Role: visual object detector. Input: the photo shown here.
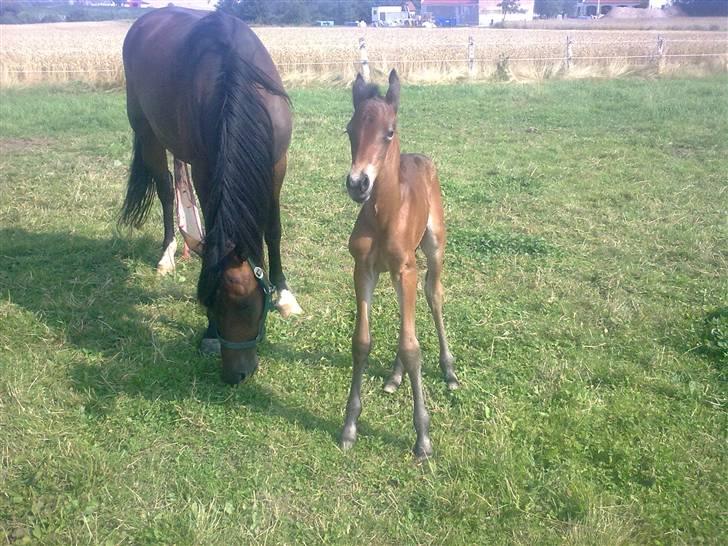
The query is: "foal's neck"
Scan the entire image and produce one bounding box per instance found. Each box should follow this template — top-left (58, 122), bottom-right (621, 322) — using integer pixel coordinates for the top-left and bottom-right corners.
top-left (370, 137), bottom-right (401, 226)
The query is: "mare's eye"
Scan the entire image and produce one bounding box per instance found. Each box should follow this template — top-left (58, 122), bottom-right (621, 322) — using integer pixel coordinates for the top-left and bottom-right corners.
top-left (385, 128), bottom-right (395, 141)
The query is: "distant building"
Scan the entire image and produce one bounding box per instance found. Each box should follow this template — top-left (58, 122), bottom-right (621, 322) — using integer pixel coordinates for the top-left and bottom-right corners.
top-left (421, 0), bottom-right (535, 26)
top-left (372, 3), bottom-right (416, 26)
top-left (574, 0), bottom-right (671, 17)
top-left (144, 0), bottom-right (214, 9)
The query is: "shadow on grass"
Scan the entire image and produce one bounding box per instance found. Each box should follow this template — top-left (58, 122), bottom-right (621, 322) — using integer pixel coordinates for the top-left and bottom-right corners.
top-left (1, 228), bottom-right (405, 449)
top-left (264, 341), bottom-right (399, 381)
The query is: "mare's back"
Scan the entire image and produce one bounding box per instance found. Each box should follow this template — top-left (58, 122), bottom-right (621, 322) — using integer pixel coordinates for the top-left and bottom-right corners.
top-left (123, 8), bottom-right (205, 91)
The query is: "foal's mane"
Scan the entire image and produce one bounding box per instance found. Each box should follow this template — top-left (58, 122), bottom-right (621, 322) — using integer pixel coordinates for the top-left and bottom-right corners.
top-left (180, 12), bottom-right (289, 307)
top-left (359, 83), bottom-right (383, 102)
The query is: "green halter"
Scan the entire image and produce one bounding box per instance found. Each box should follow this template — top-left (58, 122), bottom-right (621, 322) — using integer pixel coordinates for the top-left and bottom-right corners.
top-left (217, 258), bottom-right (275, 351)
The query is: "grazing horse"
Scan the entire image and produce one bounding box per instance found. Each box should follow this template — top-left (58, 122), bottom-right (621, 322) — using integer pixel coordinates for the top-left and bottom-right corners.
top-left (340, 70), bottom-right (459, 459)
top-left (120, 7), bottom-right (302, 384)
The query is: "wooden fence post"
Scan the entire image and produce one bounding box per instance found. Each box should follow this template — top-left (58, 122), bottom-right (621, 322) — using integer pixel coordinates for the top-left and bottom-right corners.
top-left (565, 35), bottom-right (574, 71)
top-left (359, 37), bottom-right (370, 81)
top-left (468, 36), bottom-right (475, 78)
top-left (496, 54), bottom-right (511, 81)
top-left (656, 34), bottom-right (665, 75)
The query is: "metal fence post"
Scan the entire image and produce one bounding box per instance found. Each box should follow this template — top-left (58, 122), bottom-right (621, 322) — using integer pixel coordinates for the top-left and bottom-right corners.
top-left (468, 36), bottom-right (475, 78)
top-left (359, 37), bottom-right (370, 81)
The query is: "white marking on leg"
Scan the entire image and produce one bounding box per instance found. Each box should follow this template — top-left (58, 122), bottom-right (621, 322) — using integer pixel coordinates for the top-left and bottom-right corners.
top-left (276, 289), bottom-right (303, 318)
top-left (156, 240), bottom-right (177, 275)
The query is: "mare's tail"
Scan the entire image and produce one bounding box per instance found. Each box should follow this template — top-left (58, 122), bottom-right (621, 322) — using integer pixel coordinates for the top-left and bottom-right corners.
top-left (119, 132), bottom-right (157, 228)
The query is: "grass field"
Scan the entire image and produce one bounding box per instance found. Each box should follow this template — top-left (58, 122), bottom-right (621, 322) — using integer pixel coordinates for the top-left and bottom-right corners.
top-left (1, 77), bottom-right (727, 544)
top-left (1, 20), bottom-right (726, 87)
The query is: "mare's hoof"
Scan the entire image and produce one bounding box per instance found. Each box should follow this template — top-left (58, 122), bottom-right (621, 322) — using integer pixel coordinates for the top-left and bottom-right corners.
top-left (156, 241), bottom-right (177, 275)
top-left (446, 377), bottom-right (461, 391)
top-left (276, 289), bottom-right (303, 318)
top-left (340, 438), bottom-right (356, 451)
top-left (199, 337), bottom-right (220, 356)
top-left (156, 262), bottom-right (175, 276)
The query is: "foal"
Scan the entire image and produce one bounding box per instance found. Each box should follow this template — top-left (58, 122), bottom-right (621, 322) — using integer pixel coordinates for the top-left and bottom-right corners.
top-left (340, 70), bottom-right (459, 459)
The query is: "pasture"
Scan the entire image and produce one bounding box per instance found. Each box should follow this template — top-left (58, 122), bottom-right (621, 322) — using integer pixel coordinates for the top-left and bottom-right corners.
top-left (1, 21), bottom-right (726, 87)
top-left (1, 77), bottom-right (727, 544)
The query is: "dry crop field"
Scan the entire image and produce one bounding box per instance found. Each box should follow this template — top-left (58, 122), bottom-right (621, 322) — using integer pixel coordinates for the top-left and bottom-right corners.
top-left (1, 19), bottom-right (726, 87)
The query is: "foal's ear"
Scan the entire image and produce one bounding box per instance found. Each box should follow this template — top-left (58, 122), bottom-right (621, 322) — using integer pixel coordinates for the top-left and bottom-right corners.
top-left (385, 69), bottom-right (400, 113)
top-left (352, 73), bottom-right (367, 109)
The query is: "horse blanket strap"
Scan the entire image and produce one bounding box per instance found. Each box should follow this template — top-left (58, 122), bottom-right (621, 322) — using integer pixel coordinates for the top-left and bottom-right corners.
top-left (174, 160), bottom-right (204, 255)
top-left (217, 258), bottom-right (276, 351)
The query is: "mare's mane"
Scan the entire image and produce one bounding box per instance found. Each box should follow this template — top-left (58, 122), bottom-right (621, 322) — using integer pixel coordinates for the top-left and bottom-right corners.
top-left (180, 12), bottom-right (289, 306)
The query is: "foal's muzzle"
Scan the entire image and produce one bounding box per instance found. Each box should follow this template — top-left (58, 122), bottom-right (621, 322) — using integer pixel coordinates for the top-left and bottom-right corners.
top-left (346, 173), bottom-right (372, 204)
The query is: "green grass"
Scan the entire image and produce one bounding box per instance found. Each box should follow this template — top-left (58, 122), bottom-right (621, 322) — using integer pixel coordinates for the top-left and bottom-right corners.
top-left (1, 77), bottom-right (726, 545)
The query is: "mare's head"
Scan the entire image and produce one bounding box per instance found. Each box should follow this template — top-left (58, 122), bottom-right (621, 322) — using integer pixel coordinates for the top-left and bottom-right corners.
top-left (345, 69), bottom-right (401, 204)
top-left (205, 255), bottom-right (272, 385)
top-left (193, 219), bottom-right (272, 382)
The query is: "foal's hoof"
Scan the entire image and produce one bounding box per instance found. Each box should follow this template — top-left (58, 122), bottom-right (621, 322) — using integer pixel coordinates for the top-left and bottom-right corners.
top-left (340, 426), bottom-right (357, 451)
top-left (340, 438), bottom-right (356, 451)
top-left (413, 439), bottom-right (434, 461)
top-left (446, 377), bottom-right (461, 391)
top-left (276, 289), bottom-right (303, 318)
top-left (383, 377), bottom-right (402, 394)
top-left (199, 337), bottom-right (220, 356)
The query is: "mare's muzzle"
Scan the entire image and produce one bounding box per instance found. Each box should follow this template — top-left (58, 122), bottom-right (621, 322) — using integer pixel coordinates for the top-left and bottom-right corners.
top-left (221, 350), bottom-right (258, 385)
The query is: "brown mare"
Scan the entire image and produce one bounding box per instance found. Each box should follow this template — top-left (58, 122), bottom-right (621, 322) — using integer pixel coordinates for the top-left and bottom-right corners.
top-left (340, 70), bottom-right (459, 459)
top-left (120, 8), bottom-right (301, 384)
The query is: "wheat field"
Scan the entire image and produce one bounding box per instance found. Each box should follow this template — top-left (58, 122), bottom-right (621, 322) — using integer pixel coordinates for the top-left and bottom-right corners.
top-left (1, 20), bottom-right (726, 87)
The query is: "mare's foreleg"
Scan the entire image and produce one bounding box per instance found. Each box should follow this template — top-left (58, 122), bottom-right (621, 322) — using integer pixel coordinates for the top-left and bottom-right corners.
top-left (267, 154), bottom-right (302, 318)
top-left (135, 130), bottom-right (175, 275)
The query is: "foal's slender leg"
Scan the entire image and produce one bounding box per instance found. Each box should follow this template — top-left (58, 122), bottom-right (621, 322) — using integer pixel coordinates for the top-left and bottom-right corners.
top-left (341, 263), bottom-right (378, 450)
top-left (393, 261), bottom-right (433, 459)
top-left (268, 154), bottom-right (302, 318)
top-left (421, 225), bottom-right (459, 390)
top-left (383, 356), bottom-right (404, 394)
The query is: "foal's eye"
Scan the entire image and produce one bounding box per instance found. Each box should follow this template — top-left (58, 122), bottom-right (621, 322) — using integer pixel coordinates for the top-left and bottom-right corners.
top-left (385, 128), bottom-right (395, 141)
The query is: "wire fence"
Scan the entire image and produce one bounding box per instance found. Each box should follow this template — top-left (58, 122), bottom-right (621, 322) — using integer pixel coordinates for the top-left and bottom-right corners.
top-left (2, 35), bottom-right (726, 81)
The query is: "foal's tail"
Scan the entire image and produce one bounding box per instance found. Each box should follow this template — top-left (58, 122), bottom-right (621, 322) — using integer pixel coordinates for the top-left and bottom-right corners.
top-left (119, 132), bottom-right (156, 228)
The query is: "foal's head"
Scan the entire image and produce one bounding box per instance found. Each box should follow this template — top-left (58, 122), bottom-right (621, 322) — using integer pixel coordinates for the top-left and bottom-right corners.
top-left (345, 69), bottom-right (401, 203)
